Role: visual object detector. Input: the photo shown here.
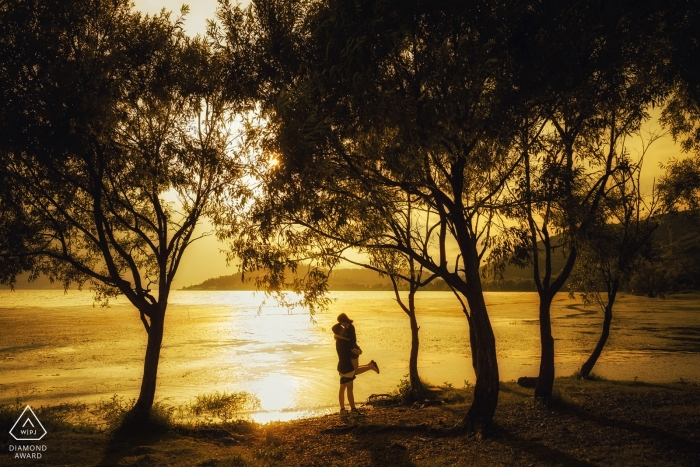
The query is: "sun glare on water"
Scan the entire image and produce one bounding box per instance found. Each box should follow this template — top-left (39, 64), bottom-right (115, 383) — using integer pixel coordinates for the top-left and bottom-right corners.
top-left (3, 291), bottom-right (700, 426)
top-left (247, 373), bottom-right (303, 423)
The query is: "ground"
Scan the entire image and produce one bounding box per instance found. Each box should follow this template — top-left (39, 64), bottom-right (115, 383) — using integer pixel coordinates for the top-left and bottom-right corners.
top-left (1, 377), bottom-right (699, 466)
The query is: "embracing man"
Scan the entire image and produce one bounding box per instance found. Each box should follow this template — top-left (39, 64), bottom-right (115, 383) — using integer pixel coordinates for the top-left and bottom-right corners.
top-left (333, 313), bottom-right (379, 416)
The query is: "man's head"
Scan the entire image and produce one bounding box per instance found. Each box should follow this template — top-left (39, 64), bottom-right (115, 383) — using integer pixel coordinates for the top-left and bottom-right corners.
top-left (332, 322), bottom-right (346, 336)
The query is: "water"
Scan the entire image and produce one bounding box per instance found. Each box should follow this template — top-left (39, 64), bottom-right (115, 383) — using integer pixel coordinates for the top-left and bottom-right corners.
top-left (1, 290), bottom-right (699, 422)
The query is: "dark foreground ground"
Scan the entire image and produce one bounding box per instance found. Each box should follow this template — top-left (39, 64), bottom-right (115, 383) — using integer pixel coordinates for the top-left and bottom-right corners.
top-left (1, 377), bottom-right (699, 466)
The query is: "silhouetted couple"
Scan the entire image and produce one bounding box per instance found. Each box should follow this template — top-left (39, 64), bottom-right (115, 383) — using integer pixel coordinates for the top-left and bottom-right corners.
top-left (333, 313), bottom-right (379, 416)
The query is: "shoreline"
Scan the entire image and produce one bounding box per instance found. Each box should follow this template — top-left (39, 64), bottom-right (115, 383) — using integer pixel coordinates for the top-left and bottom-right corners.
top-left (3, 289), bottom-right (700, 420)
top-left (2, 376), bottom-right (699, 466)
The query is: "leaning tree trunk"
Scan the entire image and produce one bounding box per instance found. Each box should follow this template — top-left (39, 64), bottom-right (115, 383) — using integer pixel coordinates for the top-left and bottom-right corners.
top-left (580, 286), bottom-right (618, 379)
top-left (453, 287), bottom-right (479, 372)
top-left (535, 293), bottom-right (555, 400)
top-left (466, 312), bottom-right (478, 372)
top-left (534, 248), bottom-right (577, 400)
top-left (132, 309), bottom-right (165, 417)
top-left (407, 290), bottom-right (421, 393)
top-left (461, 261), bottom-right (499, 432)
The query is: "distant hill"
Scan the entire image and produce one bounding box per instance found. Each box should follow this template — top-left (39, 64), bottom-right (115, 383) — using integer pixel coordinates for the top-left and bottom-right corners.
top-left (626, 212), bottom-right (700, 296)
top-left (481, 212), bottom-right (700, 294)
top-left (180, 268), bottom-right (388, 291)
top-left (183, 268), bottom-right (414, 291)
top-left (2, 274), bottom-right (64, 290)
top-left (184, 213), bottom-right (699, 293)
top-left (182, 267), bottom-right (454, 291)
top-left (8, 213), bottom-right (695, 294)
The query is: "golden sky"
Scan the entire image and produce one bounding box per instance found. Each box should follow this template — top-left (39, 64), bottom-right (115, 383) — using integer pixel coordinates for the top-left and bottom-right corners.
top-left (170, 115), bottom-right (687, 290)
top-left (132, 0), bottom-right (244, 37)
top-left (127, 2), bottom-right (246, 288)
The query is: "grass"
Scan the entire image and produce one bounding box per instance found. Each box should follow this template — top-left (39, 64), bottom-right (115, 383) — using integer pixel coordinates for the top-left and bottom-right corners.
top-left (396, 375), bottom-right (434, 405)
top-left (186, 391), bottom-right (261, 421)
top-left (0, 398), bottom-right (97, 434)
top-left (254, 429), bottom-right (287, 462)
top-left (572, 369), bottom-right (609, 381)
top-left (197, 455), bottom-right (249, 467)
top-left (371, 375), bottom-right (471, 407)
top-left (0, 391), bottom-right (264, 466)
top-left (0, 390), bottom-right (260, 436)
top-left (2, 378), bottom-right (700, 466)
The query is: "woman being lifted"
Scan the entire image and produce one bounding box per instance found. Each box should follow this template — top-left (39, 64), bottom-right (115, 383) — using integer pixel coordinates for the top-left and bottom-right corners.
top-left (333, 313), bottom-right (379, 417)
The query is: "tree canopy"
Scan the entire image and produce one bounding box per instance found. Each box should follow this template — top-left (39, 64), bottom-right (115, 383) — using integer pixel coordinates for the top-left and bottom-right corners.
top-left (0, 0), bottom-right (251, 418)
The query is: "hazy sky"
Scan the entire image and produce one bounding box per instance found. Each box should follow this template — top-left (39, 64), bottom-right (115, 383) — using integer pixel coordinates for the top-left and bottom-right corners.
top-left (132, 0), bottom-right (243, 37)
top-left (128, 1), bottom-right (246, 289)
top-left (131, 0), bottom-right (689, 290)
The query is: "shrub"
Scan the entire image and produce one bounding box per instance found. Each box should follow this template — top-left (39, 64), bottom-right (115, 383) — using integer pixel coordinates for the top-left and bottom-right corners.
top-left (396, 375), bottom-right (435, 405)
top-left (186, 391), bottom-right (260, 421)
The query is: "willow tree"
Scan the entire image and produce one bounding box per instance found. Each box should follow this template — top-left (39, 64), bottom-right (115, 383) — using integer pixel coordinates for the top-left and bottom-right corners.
top-left (0, 0), bottom-right (249, 418)
top-left (658, 0), bottom-right (700, 213)
top-left (502, 0), bottom-right (671, 399)
top-left (568, 131), bottom-right (662, 379)
top-left (215, 0), bottom-right (529, 431)
top-left (335, 194), bottom-right (441, 399)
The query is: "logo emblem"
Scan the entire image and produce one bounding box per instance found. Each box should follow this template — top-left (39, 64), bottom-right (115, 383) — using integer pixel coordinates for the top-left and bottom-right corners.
top-left (9, 406), bottom-right (47, 441)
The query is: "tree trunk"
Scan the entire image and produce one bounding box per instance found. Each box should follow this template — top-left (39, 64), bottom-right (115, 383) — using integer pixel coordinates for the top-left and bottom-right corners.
top-left (580, 288), bottom-right (617, 379)
top-left (535, 293), bottom-right (555, 400)
top-left (456, 289), bottom-right (478, 372)
top-left (408, 308), bottom-right (421, 393)
top-left (467, 313), bottom-right (478, 372)
top-left (460, 260), bottom-right (499, 432)
top-left (132, 310), bottom-right (165, 417)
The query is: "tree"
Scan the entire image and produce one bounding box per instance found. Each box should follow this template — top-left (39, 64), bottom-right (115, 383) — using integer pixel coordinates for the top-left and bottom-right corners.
top-left (657, 1), bottom-right (700, 214)
top-left (569, 131), bottom-right (661, 379)
top-left (0, 0), bottom-right (248, 418)
top-left (217, 0), bottom-right (529, 431)
top-left (504, 0), bottom-right (669, 400)
top-left (373, 250), bottom-right (432, 399)
top-left (340, 194), bottom-right (439, 399)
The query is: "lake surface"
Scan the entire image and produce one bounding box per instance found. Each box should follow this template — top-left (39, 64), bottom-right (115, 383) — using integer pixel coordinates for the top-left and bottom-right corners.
top-left (1, 290), bottom-right (699, 422)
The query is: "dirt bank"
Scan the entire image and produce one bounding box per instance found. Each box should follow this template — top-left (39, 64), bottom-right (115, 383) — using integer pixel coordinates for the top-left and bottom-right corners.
top-left (1, 377), bottom-right (699, 466)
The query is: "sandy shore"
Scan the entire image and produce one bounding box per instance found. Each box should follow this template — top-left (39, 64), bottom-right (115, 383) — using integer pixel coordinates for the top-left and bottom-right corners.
top-left (4, 290), bottom-right (700, 424)
top-left (2, 377), bottom-right (699, 466)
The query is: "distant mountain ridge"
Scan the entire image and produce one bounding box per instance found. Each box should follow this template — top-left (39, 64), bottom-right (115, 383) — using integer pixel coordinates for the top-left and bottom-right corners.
top-left (181, 268), bottom-right (452, 291)
top-left (483, 212), bottom-right (700, 295)
top-left (7, 214), bottom-right (697, 294)
top-left (183, 213), bottom-right (700, 294)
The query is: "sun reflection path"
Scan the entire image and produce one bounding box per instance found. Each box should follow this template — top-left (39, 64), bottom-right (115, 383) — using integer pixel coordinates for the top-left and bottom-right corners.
top-left (6, 290), bottom-right (700, 423)
top-left (246, 373), bottom-right (325, 423)
top-left (252, 373), bottom-right (296, 411)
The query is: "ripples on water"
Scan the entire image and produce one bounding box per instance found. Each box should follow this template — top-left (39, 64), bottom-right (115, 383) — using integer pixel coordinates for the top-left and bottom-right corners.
top-left (1, 290), bottom-right (699, 422)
